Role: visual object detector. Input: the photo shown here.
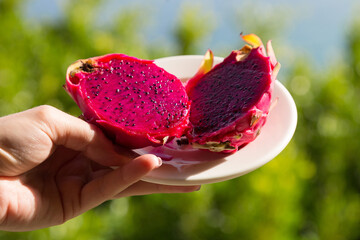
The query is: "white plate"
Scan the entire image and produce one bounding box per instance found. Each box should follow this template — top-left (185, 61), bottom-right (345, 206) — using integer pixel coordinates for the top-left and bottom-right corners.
top-left (134, 55), bottom-right (297, 186)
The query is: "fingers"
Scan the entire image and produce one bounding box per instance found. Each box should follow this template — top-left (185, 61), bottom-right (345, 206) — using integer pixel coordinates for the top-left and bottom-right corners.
top-left (112, 181), bottom-right (201, 198)
top-left (80, 154), bottom-right (161, 212)
top-left (34, 105), bottom-right (133, 166)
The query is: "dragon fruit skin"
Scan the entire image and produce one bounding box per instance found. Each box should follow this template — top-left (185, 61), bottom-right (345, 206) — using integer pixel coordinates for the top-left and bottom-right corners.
top-left (65, 53), bottom-right (190, 149)
top-left (186, 34), bottom-right (280, 153)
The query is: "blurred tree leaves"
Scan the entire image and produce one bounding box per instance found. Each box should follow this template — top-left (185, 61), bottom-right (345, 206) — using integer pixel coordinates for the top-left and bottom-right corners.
top-left (0, 0), bottom-right (359, 240)
top-left (173, 3), bottom-right (215, 55)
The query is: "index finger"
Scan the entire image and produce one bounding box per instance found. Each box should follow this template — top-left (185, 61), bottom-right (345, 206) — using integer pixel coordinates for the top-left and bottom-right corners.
top-left (37, 105), bottom-right (133, 166)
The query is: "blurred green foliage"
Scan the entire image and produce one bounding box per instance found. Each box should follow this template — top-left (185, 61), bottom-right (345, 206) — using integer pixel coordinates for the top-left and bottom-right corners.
top-left (0, 0), bottom-right (359, 239)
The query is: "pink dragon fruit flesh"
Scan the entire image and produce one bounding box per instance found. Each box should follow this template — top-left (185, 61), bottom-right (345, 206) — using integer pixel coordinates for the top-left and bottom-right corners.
top-left (65, 53), bottom-right (191, 149)
top-left (185, 33), bottom-right (281, 153)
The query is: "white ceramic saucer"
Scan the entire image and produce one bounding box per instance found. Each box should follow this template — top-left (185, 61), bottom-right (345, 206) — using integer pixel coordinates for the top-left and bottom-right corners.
top-left (134, 55), bottom-right (297, 186)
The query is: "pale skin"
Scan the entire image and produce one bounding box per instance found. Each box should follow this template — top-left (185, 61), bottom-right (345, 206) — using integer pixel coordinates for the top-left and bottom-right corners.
top-left (0, 105), bottom-right (200, 231)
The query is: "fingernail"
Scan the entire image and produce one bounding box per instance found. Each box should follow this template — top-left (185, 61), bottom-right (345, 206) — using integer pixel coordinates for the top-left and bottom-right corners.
top-left (156, 157), bottom-right (163, 167)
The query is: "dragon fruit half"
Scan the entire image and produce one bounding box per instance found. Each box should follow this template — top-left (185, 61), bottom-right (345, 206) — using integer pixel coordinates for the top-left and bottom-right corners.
top-left (185, 33), bottom-right (280, 153)
top-left (65, 33), bottom-right (279, 153)
top-left (65, 54), bottom-right (190, 149)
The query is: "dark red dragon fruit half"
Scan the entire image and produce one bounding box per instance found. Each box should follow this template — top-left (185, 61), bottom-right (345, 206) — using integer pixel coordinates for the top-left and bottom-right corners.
top-left (65, 54), bottom-right (190, 149)
top-left (185, 33), bottom-right (280, 153)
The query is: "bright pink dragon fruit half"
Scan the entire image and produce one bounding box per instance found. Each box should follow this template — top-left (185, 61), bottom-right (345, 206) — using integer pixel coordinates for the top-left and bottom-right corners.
top-left (65, 53), bottom-right (190, 149)
top-left (185, 34), bottom-right (281, 153)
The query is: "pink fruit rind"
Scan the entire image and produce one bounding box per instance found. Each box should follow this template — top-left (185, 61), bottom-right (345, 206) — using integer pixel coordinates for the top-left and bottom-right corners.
top-left (185, 49), bottom-right (214, 93)
top-left (65, 53), bottom-right (190, 149)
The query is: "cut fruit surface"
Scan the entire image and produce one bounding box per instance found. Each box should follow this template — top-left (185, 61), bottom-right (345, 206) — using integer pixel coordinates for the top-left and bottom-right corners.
top-left (65, 54), bottom-right (190, 149)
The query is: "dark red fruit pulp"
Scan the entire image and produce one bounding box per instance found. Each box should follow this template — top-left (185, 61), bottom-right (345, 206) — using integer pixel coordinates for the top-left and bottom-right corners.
top-left (187, 49), bottom-right (271, 135)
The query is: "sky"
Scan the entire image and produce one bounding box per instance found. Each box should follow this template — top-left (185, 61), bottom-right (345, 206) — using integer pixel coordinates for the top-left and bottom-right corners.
top-left (24, 0), bottom-right (359, 68)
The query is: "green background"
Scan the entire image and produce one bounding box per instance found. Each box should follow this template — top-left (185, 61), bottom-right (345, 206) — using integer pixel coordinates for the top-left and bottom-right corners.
top-left (0, 0), bottom-right (359, 239)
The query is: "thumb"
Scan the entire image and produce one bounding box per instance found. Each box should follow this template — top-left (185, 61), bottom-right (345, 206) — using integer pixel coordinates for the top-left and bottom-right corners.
top-left (79, 154), bottom-right (162, 212)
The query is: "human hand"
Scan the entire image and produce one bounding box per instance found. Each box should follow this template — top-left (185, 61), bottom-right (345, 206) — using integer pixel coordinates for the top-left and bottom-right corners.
top-left (0, 105), bottom-right (200, 231)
